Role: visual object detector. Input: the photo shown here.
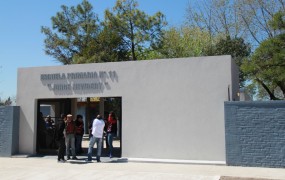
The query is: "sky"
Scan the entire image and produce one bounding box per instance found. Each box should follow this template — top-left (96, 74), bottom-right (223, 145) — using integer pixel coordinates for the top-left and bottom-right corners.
top-left (0, 0), bottom-right (190, 101)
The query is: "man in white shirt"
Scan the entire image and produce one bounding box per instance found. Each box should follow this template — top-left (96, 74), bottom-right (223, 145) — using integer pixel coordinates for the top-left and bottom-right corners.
top-left (87, 115), bottom-right (105, 162)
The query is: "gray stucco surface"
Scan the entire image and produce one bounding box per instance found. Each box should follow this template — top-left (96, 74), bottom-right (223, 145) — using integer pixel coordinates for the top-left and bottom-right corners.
top-left (17, 56), bottom-right (238, 162)
top-left (225, 101), bottom-right (285, 168)
top-left (0, 106), bottom-right (19, 156)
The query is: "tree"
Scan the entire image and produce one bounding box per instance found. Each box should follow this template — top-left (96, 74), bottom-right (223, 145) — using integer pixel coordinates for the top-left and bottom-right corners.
top-left (104, 0), bottom-right (167, 60)
top-left (4, 97), bottom-right (12, 106)
top-left (75, 25), bottom-right (129, 63)
top-left (41, 0), bottom-right (100, 64)
top-left (241, 11), bottom-right (285, 100)
top-left (186, 0), bottom-right (285, 99)
top-left (41, 0), bottom-right (114, 64)
top-left (269, 10), bottom-right (285, 32)
top-left (236, 0), bottom-right (285, 46)
top-left (146, 26), bottom-right (213, 59)
top-left (185, 0), bottom-right (285, 47)
top-left (204, 36), bottom-right (251, 87)
top-left (0, 97), bottom-right (13, 106)
top-left (186, 0), bottom-right (243, 41)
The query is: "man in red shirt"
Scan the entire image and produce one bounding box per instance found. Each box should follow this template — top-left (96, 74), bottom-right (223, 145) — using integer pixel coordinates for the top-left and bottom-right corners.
top-left (65, 114), bottom-right (78, 160)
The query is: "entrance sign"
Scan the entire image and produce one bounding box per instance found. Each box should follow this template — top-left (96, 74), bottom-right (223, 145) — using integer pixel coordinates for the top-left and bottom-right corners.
top-left (40, 71), bottom-right (118, 93)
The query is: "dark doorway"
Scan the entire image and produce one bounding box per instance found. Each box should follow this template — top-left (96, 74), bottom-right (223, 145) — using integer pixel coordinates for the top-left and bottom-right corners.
top-left (36, 98), bottom-right (71, 154)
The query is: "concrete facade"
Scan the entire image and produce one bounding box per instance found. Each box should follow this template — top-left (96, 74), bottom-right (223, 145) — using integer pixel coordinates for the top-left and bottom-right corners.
top-left (0, 106), bottom-right (20, 156)
top-left (225, 101), bottom-right (285, 168)
top-left (17, 56), bottom-right (238, 162)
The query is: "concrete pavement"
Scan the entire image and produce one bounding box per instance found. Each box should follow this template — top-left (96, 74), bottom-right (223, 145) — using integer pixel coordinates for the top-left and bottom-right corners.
top-left (0, 156), bottom-right (285, 180)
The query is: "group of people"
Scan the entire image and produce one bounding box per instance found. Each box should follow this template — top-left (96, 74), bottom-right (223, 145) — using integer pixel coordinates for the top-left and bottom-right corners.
top-left (87, 111), bottom-right (117, 162)
top-left (55, 111), bottom-right (117, 163)
top-left (55, 114), bottom-right (84, 162)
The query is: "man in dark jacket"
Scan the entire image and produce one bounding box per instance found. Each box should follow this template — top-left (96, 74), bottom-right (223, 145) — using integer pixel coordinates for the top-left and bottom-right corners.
top-left (75, 114), bottom-right (84, 155)
top-left (55, 114), bottom-right (66, 163)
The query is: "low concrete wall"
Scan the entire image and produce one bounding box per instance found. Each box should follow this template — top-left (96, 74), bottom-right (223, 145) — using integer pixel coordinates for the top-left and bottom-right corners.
top-left (0, 106), bottom-right (20, 156)
top-left (225, 101), bottom-right (285, 168)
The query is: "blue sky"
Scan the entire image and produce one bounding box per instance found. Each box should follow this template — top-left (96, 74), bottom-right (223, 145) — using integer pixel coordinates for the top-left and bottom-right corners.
top-left (0, 0), bottom-right (190, 100)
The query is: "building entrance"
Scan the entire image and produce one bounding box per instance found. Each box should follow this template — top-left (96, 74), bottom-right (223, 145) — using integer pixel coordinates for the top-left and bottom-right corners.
top-left (36, 98), bottom-right (71, 154)
top-left (36, 97), bottom-right (122, 158)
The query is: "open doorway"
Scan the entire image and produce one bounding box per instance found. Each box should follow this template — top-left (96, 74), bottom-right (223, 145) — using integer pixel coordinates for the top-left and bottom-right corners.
top-left (36, 97), bottom-right (122, 158)
top-left (102, 97), bottom-right (122, 158)
top-left (36, 99), bottom-right (71, 154)
top-left (79, 97), bottom-right (122, 158)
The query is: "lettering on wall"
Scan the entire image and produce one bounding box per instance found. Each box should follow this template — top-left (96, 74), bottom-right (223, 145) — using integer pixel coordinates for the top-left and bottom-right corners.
top-left (40, 71), bottom-right (118, 94)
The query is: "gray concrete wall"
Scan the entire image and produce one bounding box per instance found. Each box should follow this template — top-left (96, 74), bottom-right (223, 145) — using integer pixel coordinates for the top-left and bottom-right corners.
top-left (225, 101), bottom-right (285, 168)
top-left (17, 56), bottom-right (237, 162)
top-left (0, 106), bottom-right (20, 156)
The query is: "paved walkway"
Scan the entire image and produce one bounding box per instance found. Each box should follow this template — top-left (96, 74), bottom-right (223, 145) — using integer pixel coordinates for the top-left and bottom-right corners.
top-left (0, 156), bottom-right (285, 180)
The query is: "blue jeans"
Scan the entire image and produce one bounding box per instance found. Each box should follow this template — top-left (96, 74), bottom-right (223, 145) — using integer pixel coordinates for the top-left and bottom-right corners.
top-left (87, 136), bottom-right (102, 161)
top-left (75, 135), bottom-right (83, 154)
top-left (107, 133), bottom-right (115, 156)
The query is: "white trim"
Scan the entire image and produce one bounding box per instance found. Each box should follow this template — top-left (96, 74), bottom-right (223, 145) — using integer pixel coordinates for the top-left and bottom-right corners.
top-left (126, 157), bottom-right (226, 165)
